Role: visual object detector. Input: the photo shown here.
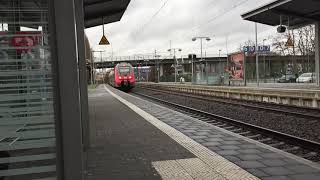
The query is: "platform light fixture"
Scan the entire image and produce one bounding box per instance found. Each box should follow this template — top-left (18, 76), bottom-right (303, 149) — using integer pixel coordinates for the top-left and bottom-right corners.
top-left (168, 48), bottom-right (182, 83)
top-left (192, 36), bottom-right (211, 85)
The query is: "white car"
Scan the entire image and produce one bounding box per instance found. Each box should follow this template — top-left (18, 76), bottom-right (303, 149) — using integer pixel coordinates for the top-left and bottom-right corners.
top-left (296, 73), bottom-right (316, 83)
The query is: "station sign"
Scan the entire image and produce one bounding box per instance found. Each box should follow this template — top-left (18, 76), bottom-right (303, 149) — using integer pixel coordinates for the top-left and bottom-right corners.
top-left (243, 45), bottom-right (270, 53)
top-left (137, 68), bottom-right (151, 73)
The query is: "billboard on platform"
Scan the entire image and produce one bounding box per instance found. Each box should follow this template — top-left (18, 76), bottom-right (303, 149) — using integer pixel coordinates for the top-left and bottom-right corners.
top-left (228, 52), bottom-right (244, 80)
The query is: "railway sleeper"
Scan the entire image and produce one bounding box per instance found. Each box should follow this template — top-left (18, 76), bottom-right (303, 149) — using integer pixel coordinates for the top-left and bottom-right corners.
top-left (190, 115), bottom-right (202, 118)
top-left (205, 120), bottom-right (217, 123)
top-left (238, 131), bottom-right (251, 135)
top-left (302, 152), bottom-right (318, 158)
top-left (269, 142), bottom-right (285, 147)
top-left (211, 122), bottom-right (223, 126)
top-left (246, 134), bottom-right (261, 139)
top-left (230, 128), bottom-right (243, 132)
top-left (258, 138), bottom-right (273, 143)
top-left (199, 117), bottom-right (211, 121)
top-left (216, 123), bottom-right (228, 127)
top-left (224, 126), bottom-right (235, 130)
top-left (283, 146), bottom-right (300, 152)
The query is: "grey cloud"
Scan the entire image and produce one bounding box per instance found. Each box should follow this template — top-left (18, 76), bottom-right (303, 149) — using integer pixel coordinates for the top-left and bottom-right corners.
top-left (86, 0), bottom-right (276, 57)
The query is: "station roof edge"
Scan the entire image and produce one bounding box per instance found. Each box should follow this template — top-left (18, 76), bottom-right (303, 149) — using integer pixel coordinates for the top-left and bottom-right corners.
top-left (84, 0), bottom-right (131, 28)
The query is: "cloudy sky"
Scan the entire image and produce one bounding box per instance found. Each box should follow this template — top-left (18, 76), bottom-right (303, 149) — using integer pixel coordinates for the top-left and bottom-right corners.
top-left (85, 0), bottom-right (277, 59)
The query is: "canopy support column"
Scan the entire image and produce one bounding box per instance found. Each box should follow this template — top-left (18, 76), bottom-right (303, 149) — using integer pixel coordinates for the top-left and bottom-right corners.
top-left (315, 22), bottom-right (320, 86)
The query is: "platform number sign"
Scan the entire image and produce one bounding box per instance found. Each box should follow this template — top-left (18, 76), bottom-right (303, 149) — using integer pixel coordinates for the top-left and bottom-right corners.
top-left (243, 46), bottom-right (270, 53)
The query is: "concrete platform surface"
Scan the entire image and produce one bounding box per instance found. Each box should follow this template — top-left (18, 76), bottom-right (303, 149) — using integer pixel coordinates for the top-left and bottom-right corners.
top-left (86, 85), bottom-right (259, 180)
top-left (108, 85), bottom-right (320, 180)
top-left (86, 85), bottom-right (320, 180)
top-left (87, 87), bottom-right (194, 180)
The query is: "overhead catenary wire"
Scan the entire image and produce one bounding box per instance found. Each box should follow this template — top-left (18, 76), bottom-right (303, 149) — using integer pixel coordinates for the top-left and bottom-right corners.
top-left (123, 0), bottom-right (274, 57)
top-left (133, 0), bottom-right (170, 38)
top-left (177, 0), bottom-right (251, 41)
top-left (160, 0), bottom-right (252, 55)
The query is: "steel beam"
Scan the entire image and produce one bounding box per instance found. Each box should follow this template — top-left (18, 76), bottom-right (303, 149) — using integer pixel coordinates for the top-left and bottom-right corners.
top-left (315, 22), bottom-right (320, 86)
top-left (52, 0), bottom-right (84, 179)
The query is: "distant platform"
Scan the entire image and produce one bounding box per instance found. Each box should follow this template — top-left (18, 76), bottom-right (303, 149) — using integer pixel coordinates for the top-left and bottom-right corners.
top-left (151, 82), bottom-right (320, 91)
top-left (138, 82), bottom-right (320, 109)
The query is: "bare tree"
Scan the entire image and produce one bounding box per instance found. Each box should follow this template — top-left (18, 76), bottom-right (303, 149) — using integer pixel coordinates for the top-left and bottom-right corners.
top-left (272, 32), bottom-right (293, 55)
top-left (296, 25), bottom-right (315, 55)
top-left (239, 39), bottom-right (255, 52)
top-left (272, 25), bottom-right (315, 55)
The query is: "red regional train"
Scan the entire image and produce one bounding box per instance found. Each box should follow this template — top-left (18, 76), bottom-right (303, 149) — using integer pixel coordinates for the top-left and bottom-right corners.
top-left (108, 62), bottom-right (135, 90)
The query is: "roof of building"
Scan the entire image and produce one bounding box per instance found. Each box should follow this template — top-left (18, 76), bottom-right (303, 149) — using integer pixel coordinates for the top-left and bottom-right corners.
top-left (84, 0), bottom-right (131, 28)
top-left (241, 0), bottom-right (320, 28)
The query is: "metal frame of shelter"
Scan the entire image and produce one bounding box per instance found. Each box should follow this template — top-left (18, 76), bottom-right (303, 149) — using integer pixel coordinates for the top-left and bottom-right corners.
top-left (0, 0), bottom-right (130, 179)
top-left (52, 0), bottom-right (130, 179)
top-left (241, 0), bottom-right (320, 86)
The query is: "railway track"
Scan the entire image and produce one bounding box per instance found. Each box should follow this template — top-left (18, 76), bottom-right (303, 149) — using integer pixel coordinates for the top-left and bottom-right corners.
top-left (138, 86), bottom-right (320, 120)
top-left (132, 91), bottom-right (320, 163)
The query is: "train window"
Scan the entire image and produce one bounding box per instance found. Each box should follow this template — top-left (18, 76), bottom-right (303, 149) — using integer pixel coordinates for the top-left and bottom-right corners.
top-left (119, 67), bottom-right (131, 74)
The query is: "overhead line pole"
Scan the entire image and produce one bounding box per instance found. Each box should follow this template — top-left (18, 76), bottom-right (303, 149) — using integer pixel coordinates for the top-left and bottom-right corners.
top-left (255, 23), bottom-right (259, 87)
top-left (192, 36), bottom-right (211, 85)
top-left (315, 22), bottom-right (320, 87)
top-left (92, 50), bottom-right (105, 84)
top-left (168, 48), bottom-right (182, 83)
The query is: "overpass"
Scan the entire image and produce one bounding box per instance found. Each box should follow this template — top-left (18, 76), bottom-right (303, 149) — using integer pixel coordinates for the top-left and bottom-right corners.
top-left (92, 56), bottom-right (228, 69)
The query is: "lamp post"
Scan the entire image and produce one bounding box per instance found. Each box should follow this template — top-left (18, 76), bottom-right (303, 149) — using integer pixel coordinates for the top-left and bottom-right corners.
top-left (219, 49), bottom-right (222, 75)
top-left (144, 59), bottom-right (149, 82)
top-left (90, 49), bottom-right (94, 85)
top-left (86, 60), bottom-right (93, 85)
top-left (263, 39), bottom-right (267, 83)
top-left (255, 23), bottom-right (259, 87)
top-left (168, 48), bottom-right (182, 83)
top-left (91, 50), bottom-right (106, 84)
top-left (154, 50), bottom-right (161, 83)
top-left (192, 36), bottom-right (211, 85)
top-left (191, 54), bottom-right (194, 84)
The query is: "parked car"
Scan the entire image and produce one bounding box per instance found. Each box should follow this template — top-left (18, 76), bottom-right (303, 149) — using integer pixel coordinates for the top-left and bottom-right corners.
top-left (277, 74), bottom-right (296, 83)
top-left (296, 73), bottom-right (316, 83)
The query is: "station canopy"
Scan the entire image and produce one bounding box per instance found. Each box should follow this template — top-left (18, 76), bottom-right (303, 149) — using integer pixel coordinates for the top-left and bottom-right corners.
top-left (84, 0), bottom-right (131, 28)
top-left (241, 0), bottom-right (320, 28)
top-left (0, 0), bottom-right (130, 29)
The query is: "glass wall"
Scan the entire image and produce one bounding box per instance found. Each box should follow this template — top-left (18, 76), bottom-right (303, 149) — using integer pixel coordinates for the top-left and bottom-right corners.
top-left (0, 0), bottom-right (57, 179)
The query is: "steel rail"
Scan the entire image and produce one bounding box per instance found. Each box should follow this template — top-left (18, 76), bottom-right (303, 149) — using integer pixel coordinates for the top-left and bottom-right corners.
top-left (133, 92), bottom-right (320, 153)
top-left (139, 87), bottom-right (320, 120)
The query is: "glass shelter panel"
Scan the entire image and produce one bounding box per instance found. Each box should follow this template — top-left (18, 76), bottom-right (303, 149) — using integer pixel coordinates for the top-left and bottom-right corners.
top-left (0, 0), bottom-right (57, 179)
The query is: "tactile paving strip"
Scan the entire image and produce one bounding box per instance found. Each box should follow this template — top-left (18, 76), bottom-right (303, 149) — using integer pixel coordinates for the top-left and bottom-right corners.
top-left (105, 86), bottom-right (259, 180)
top-left (152, 158), bottom-right (226, 180)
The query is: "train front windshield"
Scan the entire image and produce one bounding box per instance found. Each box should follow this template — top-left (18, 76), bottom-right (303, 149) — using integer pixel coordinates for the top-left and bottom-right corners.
top-left (118, 66), bottom-right (131, 76)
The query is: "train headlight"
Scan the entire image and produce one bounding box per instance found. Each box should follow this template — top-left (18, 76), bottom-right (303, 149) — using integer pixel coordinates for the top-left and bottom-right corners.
top-left (129, 76), bottom-right (132, 79)
top-left (119, 76), bottom-right (122, 79)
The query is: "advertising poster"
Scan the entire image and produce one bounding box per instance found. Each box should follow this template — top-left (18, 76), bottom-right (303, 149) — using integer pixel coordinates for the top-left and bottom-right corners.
top-left (228, 52), bottom-right (244, 80)
top-left (11, 31), bottom-right (41, 54)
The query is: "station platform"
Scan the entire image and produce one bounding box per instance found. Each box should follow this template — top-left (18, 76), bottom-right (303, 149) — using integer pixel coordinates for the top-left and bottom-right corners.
top-left (153, 82), bottom-right (320, 90)
top-left (86, 85), bottom-right (320, 180)
top-left (137, 82), bottom-right (320, 109)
